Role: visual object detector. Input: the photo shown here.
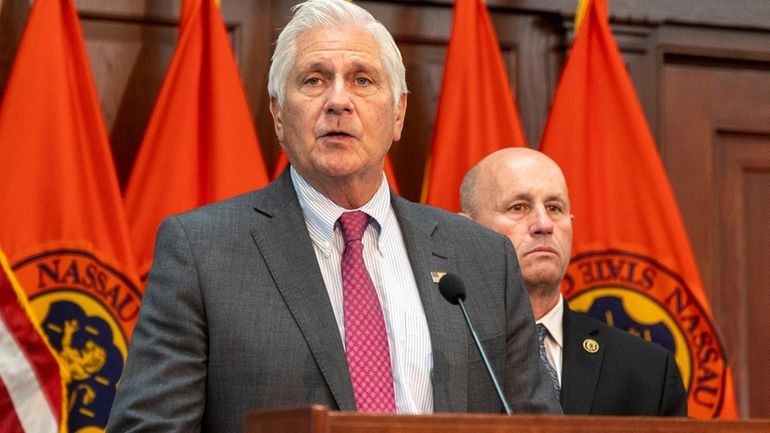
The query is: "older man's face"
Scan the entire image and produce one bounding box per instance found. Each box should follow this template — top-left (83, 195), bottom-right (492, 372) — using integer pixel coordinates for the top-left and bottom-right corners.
top-left (270, 25), bottom-right (405, 186)
top-left (472, 155), bottom-right (573, 292)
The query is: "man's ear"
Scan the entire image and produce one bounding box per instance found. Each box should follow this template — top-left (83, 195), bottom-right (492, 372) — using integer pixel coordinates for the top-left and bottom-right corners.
top-left (392, 94), bottom-right (407, 142)
top-left (269, 97), bottom-right (284, 142)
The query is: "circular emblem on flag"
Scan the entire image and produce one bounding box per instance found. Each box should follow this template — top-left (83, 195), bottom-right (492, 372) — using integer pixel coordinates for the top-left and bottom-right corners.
top-left (562, 249), bottom-right (729, 418)
top-left (13, 249), bottom-right (141, 433)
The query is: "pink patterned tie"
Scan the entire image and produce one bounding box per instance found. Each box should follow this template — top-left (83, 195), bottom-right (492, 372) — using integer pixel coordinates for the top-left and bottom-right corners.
top-left (338, 211), bottom-right (397, 413)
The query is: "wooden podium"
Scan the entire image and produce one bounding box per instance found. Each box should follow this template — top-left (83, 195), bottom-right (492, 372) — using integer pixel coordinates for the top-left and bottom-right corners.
top-left (244, 406), bottom-right (770, 433)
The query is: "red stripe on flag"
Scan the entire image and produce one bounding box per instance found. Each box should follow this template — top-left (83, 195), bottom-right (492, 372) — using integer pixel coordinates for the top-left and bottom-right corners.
top-left (0, 272), bottom-right (62, 422)
top-left (0, 378), bottom-right (25, 433)
top-left (0, 254), bottom-right (62, 432)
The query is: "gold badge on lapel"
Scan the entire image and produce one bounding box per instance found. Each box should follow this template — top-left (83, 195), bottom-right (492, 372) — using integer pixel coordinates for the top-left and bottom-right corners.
top-left (583, 338), bottom-right (599, 353)
top-left (430, 271), bottom-right (446, 283)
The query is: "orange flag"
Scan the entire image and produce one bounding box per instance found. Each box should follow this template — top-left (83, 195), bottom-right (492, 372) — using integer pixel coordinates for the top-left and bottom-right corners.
top-left (539, 0), bottom-right (737, 418)
top-left (422, 0), bottom-right (527, 212)
top-left (0, 0), bottom-right (141, 431)
top-left (124, 0), bottom-right (269, 279)
top-left (0, 247), bottom-right (66, 433)
top-left (271, 151), bottom-right (401, 194)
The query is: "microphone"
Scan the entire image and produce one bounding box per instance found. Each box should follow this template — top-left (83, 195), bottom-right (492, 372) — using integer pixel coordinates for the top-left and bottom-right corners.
top-left (438, 273), bottom-right (512, 415)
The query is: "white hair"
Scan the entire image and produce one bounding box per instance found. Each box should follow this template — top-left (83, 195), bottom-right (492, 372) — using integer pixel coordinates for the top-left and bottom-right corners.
top-left (267, 0), bottom-right (408, 109)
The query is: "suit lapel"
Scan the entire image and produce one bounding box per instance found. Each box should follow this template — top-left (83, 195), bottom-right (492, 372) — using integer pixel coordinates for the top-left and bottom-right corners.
top-left (249, 172), bottom-right (356, 410)
top-left (560, 304), bottom-right (604, 414)
top-left (392, 197), bottom-right (467, 412)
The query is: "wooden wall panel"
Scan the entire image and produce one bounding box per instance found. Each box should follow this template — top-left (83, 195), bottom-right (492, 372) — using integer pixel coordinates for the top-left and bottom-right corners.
top-left (0, 0), bottom-right (30, 93)
top-left (81, 13), bottom-right (177, 184)
top-left (720, 135), bottom-right (770, 418)
top-left (663, 64), bottom-right (770, 418)
top-left (744, 168), bottom-right (770, 417)
top-left (717, 133), bottom-right (770, 418)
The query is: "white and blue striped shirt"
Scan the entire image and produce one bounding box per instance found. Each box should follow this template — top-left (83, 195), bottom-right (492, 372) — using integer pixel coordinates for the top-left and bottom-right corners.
top-left (290, 167), bottom-right (434, 414)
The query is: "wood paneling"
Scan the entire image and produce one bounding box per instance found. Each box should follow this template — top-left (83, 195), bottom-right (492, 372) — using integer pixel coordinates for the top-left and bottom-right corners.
top-left (744, 168), bottom-right (770, 417)
top-left (81, 13), bottom-right (178, 184)
top-left (0, 0), bottom-right (30, 95)
top-left (663, 64), bottom-right (770, 418)
top-left (717, 136), bottom-right (770, 418)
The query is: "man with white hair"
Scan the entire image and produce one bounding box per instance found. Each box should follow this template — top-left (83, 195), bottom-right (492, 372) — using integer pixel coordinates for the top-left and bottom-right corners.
top-left (107, 2), bottom-right (560, 432)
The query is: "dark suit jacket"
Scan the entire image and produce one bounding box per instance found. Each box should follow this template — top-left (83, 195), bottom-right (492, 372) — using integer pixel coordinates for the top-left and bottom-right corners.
top-left (560, 304), bottom-right (687, 415)
top-left (106, 171), bottom-right (561, 433)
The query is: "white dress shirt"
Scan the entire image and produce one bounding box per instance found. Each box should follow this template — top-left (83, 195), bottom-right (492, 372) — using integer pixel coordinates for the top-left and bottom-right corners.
top-left (536, 294), bottom-right (564, 385)
top-left (290, 167), bottom-right (434, 414)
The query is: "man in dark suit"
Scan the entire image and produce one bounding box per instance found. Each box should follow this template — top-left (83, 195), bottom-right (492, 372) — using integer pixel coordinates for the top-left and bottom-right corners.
top-left (106, 1), bottom-right (560, 432)
top-left (460, 147), bottom-right (687, 416)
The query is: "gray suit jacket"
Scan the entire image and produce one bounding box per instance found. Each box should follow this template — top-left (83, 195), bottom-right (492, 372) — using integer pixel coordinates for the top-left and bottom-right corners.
top-left (106, 171), bottom-right (561, 433)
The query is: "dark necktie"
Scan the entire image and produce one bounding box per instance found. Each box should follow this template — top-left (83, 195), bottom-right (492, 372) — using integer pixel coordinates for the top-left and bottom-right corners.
top-left (338, 211), bottom-right (396, 412)
top-left (537, 323), bottom-right (561, 398)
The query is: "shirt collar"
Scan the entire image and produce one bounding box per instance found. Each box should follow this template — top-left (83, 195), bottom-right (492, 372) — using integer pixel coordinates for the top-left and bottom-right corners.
top-left (290, 166), bottom-right (392, 252)
top-left (536, 294), bottom-right (564, 349)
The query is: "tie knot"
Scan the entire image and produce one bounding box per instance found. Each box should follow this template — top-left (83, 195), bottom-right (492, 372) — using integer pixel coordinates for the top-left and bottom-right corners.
top-left (537, 323), bottom-right (549, 344)
top-left (339, 211), bottom-right (370, 243)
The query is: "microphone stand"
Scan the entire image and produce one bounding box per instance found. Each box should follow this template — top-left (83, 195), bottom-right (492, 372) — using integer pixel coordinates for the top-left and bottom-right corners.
top-left (457, 297), bottom-right (512, 415)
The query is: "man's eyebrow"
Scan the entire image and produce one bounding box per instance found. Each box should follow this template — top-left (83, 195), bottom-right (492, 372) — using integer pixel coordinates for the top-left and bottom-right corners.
top-left (296, 60), bottom-right (329, 73)
top-left (294, 61), bottom-right (381, 76)
top-left (510, 192), bottom-right (534, 201)
top-left (545, 193), bottom-right (568, 202)
top-left (348, 59), bottom-right (380, 71)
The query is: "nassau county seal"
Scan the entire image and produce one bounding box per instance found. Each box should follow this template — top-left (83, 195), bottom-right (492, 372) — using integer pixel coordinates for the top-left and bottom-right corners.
top-left (13, 249), bottom-right (140, 433)
top-left (562, 249), bottom-right (729, 418)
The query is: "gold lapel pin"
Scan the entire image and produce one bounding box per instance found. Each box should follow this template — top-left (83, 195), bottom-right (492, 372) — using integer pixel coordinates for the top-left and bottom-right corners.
top-left (430, 271), bottom-right (446, 283)
top-left (583, 338), bottom-right (599, 353)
